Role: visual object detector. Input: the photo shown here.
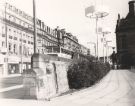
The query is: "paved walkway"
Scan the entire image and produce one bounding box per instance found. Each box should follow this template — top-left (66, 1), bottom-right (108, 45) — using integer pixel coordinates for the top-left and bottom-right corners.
top-left (0, 69), bottom-right (135, 106)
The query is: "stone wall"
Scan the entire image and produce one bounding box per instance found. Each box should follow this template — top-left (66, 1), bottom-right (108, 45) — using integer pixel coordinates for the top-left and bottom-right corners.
top-left (29, 54), bottom-right (71, 100)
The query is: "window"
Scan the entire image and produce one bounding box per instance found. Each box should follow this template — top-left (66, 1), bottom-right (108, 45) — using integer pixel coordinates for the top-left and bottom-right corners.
top-left (16, 9), bottom-right (19, 14)
top-left (23, 46), bottom-right (28, 56)
top-left (14, 37), bottom-right (17, 40)
top-left (23, 46), bottom-right (25, 55)
top-left (9, 35), bottom-right (12, 39)
top-left (23, 40), bottom-right (26, 43)
top-left (2, 34), bottom-right (5, 37)
top-left (19, 10), bottom-right (23, 15)
top-left (28, 41), bottom-right (31, 44)
top-left (2, 41), bottom-right (5, 47)
top-left (9, 43), bottom-right (12, 52)
top-left (19, 45), bottom-right (22, 55)
top-left (14, 31), bottom-right (16, 35)
top-left (13, 44), bottom-right (17, 54)
top-left (9, 5), bottom-right (12, 10)
top-left (31, 42), bottom-right (33, 45)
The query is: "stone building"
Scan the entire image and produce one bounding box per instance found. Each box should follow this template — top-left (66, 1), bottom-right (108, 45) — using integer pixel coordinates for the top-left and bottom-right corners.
top-left (116, 0), bottom-right (135, 68)
top-left (0, 2), bottom-right (62, 76)
top-left (0, 2), bottom-right (89, 76)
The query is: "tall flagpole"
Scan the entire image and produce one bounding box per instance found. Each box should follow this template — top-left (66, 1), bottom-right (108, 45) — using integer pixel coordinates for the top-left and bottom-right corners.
top-left (33, 0), bottom-right (37, 53)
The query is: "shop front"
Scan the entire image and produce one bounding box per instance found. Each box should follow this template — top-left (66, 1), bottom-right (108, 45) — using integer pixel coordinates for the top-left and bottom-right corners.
top-left (8, 63), bottom-right (19, 74)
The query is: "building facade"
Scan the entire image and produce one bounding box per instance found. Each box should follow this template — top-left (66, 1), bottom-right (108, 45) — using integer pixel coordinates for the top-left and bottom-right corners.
top-left (116, 0), bottom-right (135, 68)
top-left (0, 2), bottom-right (89, 76)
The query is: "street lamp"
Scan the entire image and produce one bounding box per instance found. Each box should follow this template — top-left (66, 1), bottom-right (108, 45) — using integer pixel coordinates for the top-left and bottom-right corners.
top-left (101, 30), bottom-right (111, 63)
top-left (85, 5), bottom-right (109, 60)
top-left (87, 42), bottom-right (96, 57)
top-left (33, 0), bottom-right (37, 54)
top-left (106, 40), bottom-right (112, 62)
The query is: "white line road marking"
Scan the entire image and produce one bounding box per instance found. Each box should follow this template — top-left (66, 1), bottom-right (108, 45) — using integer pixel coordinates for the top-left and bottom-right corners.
top-left (0, 85), bottom-right (23, 93)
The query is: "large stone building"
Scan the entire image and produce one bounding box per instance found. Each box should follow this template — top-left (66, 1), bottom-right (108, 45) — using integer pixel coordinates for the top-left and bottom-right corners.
top-left (0, 2), bottom-right (89, 76)
top-left (116, 0), bottom-right (135, 68)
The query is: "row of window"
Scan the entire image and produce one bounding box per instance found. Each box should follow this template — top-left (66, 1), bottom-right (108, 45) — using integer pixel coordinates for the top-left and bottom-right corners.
top-left (37, 38), bottom-right (57, 47)
top-left (6, 13), bottom-right (33, 30)
top-left (6, 14), bottom-right (59, 44)
top-left (6, 12), bottom-right (59, 41)
top-left (0, 26), bottom-right (33, 40)
top-left (8, 42), bottom-right (33, 56)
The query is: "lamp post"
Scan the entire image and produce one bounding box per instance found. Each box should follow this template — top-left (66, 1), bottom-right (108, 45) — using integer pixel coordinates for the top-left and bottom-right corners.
top-left (108, 46), bottom-right (115, 64)
top-left (102, 30), bottom-right (111, 62)
top-left (85, 5), bottom-right (109, 60)
top-left (87, 42), bottom-right (96, 57)
top-left (33, 0), bottom-right (37, 54)
top-left (106, 40), bottom-right (112, 62)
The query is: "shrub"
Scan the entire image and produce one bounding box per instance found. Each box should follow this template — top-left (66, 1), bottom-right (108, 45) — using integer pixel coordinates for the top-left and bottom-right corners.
top-left (67, 57), bottom-right (110, 89)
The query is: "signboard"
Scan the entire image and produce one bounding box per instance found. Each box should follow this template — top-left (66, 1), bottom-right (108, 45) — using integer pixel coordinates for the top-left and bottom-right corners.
top-left (85, 5), bottom-right (95, 17)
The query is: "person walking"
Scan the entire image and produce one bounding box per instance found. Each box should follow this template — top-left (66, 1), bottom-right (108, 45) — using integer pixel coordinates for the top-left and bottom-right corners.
top-left (110, 51), bottom-right (117, 69)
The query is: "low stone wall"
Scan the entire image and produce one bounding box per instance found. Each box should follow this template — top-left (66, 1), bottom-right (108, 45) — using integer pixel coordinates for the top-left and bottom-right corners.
top-left (23, 54), bottom-right (71, 100)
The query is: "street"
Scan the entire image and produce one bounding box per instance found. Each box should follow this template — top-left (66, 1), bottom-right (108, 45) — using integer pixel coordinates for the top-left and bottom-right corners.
top-left (0, 69), bottom-right (135, 106)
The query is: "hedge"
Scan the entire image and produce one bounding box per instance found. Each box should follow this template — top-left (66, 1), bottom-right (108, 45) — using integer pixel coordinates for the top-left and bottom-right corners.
top-left (67, 56), bottom-right (110, 89)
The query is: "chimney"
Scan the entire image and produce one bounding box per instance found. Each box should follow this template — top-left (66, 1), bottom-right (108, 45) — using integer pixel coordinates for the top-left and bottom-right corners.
top-left (129, 0), bottom-right (135, 16)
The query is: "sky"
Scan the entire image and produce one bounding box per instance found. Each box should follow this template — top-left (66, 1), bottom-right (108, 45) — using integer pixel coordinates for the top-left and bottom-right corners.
top-left (3, 0), bottom-right (131, 56)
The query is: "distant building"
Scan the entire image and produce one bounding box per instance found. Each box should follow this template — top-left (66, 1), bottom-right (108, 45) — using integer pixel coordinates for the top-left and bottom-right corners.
top-left (0, 2), bottom-right (89, 76)
top-left (116, 0), bottom-right (135, 68)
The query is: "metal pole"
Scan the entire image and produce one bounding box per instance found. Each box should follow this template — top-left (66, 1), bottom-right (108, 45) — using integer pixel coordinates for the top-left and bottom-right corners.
top-left (33, 0), bottom-right (37, 54)
top-left (87, 42), bottom-right (96, 57)
top-left (94, 44), bottom-right (96, 57)
top-left (96, 17), bottom-right (99, 60)
top-left (4, 2), bottom-right (7, 48)
top-left (4, 2), bottom-right (8, 75)
top-left (21, 33), bottom-right (23, 73)
top-left (107, 46), bottom-right (109, 62)
top-left (103, 33), bottom-right (105, 63)
top-left (106, 43), bottom-right (108, 62)
top-left (106, 41), bottom-right (111, 62)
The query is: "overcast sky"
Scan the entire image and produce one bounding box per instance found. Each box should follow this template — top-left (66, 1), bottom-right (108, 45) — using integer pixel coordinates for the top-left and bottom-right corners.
top-left (4, 0), bottom-right (130, 56)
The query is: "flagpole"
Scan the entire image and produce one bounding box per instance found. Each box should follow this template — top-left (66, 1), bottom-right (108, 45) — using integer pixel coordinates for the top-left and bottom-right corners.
top-left (33, 0), bottom-right (37, 54)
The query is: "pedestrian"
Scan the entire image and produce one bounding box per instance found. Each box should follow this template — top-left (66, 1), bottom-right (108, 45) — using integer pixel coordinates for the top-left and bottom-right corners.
top-left (110, 51), bottom-right (117, 69)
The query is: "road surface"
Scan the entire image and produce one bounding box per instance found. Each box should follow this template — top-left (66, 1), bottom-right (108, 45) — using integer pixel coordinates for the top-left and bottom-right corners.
top-left (0, 69), bottom-right (135, 106)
